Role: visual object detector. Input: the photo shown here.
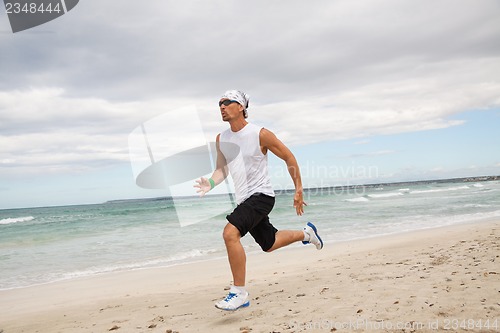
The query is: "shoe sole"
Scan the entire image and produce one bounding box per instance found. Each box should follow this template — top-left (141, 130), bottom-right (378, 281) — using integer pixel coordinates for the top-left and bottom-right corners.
top-left (302, 222), bottom-right (324, 249)
top-left (215, 301), bottom-right (250, 311)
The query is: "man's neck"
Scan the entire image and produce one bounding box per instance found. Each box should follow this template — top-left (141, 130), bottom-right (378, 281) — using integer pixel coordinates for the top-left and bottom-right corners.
top-left (229, 118), bottom-right (248, 132)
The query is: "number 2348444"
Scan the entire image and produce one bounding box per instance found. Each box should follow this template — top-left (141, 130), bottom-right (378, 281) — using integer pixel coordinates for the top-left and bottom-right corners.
top-left (5, 2), bottom-right (62, 14)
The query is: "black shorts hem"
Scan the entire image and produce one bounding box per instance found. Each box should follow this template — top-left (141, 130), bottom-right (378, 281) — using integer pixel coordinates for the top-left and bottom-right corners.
top-left (225, 193), bottom-right (277, 251)
top-left (226, 214), bottom-right (244, 237)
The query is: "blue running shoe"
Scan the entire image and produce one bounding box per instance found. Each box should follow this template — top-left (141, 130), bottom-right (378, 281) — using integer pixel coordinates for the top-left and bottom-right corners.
top-left (302, 222), bottom-right (324, 250)
top-left (215, 291), bottom-right (250, 311)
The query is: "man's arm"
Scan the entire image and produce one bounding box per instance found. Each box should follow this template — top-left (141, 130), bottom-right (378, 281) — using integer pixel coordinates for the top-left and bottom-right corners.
top-left (194, 134), bottom-right (228, 196)
top-left (260, 128), bottom-right (306, 216)
top-left (212, 134), bottom-right (229, 184)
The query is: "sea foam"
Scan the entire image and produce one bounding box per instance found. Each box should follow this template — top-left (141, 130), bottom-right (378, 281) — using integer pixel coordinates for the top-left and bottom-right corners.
top-left (0, 216), bottom-right (34, 225)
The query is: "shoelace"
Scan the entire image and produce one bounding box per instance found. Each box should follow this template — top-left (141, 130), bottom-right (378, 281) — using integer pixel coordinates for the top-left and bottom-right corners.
top-left (223, 293), bottom-right (238, 302)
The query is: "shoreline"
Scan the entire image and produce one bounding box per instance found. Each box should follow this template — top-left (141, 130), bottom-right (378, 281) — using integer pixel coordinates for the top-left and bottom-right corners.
top-left (1, 219), bottom-right (499, 332)
top-left (2, 216), bottom-right (498, 293)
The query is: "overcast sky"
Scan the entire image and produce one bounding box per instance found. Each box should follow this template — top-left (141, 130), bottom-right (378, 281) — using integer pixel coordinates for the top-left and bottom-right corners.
top-left (1, 0), bottom-right (499, 209)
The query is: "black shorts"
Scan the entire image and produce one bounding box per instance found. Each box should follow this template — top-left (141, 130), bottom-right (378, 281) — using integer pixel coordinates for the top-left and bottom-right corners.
top-left (226, 193), bottom-right (277, 252)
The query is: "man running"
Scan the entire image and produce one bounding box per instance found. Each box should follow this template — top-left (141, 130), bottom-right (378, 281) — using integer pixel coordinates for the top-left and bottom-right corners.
top-left (195, 90), bottom-right (323, 311)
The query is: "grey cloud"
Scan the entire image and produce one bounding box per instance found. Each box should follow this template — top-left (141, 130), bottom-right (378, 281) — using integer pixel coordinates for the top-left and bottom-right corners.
top-left (1, 0), bottom-right (498, 102)
top-left (1, 0), bottom-right (499, 175)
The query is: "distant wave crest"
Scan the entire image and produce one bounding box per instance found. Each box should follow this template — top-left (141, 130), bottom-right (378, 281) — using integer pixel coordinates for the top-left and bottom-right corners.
top-left (347, 185), bottom-right (475, 201)
top-left (345, 197), bottom-right (370, 202)
top-left (368, 192), bottom-right (404, 199)
top-left (410, 185), bottom-right (470, 194)
top-left (0, 216), bottom-right (35, 225)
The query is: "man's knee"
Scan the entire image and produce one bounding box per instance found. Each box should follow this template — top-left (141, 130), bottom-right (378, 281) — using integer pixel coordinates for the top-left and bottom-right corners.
top-left (264, 239), bottom-right (277, 253)
top-left (223, 223), bottom-right (240, 243)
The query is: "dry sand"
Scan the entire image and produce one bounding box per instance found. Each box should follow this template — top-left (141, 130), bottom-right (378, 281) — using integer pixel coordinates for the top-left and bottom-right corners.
top-left (1, 220), bottom-right (499, 333)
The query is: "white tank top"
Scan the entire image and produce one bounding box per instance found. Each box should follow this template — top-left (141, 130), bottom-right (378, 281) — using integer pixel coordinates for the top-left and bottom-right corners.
top-left (219, 123), bottom-right (275, 204)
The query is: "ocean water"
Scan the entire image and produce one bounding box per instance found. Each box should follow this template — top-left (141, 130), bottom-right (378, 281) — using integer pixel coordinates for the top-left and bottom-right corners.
top-left (1, 179), bottom-right (499, 290)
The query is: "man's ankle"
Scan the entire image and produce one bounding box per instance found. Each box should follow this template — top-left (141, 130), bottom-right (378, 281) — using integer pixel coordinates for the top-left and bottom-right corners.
top-left (230, 285), bottom-right (247, 295)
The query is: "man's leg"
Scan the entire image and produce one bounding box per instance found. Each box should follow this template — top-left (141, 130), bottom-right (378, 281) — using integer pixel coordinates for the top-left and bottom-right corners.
top-left (222, 223), bottom-right (246, 286)
top-left (266, 230), bottom-right (304, 252)
top-left (215, 223), bottom-right (251, 311)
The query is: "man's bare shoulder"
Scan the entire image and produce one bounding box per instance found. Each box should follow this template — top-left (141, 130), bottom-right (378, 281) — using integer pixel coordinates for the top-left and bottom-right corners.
top-left (259, 127), bottom-right (276, 139)
top-left (260, 127), bottom-right (283, 150)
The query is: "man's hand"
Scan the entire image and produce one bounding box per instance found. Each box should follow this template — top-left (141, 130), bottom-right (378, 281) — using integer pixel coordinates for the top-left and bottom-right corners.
top-left (293, 190), bottom-right (307, 216)
top-left (194, 177), bottom-right (211, 197)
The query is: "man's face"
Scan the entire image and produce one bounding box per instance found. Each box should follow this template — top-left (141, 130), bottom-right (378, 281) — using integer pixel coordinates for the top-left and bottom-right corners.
top-left (219, 99), bottom-right (243, 122)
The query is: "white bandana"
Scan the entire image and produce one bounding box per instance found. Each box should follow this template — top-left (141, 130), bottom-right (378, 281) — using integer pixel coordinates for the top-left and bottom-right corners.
top-left (221, 90), bottom-right (250, 117)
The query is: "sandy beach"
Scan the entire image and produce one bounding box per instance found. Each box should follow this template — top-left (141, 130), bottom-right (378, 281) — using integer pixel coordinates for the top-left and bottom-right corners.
top-left (1, 220), bottom-right (499, 333)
